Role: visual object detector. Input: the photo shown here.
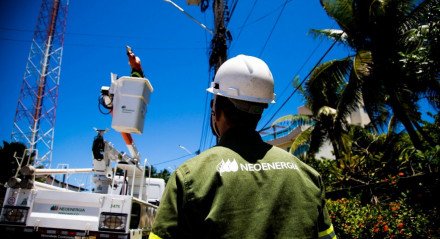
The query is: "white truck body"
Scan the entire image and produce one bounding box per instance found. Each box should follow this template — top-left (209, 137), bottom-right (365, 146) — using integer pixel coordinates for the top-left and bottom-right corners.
top-left (0, 176), bottom-right (165, 239)
top-left (0, 76), bottom-right (165, 238)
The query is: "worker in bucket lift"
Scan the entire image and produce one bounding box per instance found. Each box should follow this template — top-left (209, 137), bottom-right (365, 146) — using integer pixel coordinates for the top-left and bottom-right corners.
top-left (126, 45), bottom-right (144, 78)
top-left (149, 54), bottom-right (337, 239)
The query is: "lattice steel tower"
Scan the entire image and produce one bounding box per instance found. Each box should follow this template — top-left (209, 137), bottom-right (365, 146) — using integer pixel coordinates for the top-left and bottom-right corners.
top-left (11, 0), bottom-right (68, 168)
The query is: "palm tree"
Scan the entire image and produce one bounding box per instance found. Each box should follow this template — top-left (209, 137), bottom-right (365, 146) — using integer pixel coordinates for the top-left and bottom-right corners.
top-left (304, 58), bottom-right (360, 159)
top-left (311, 0), bottom-right (440, 149)
top-left (273, 108), bottom-right (348, 159)
top-left (273, 65), bottom-right (355, 159)
top-left (271, 62), bottom-right (357, 160)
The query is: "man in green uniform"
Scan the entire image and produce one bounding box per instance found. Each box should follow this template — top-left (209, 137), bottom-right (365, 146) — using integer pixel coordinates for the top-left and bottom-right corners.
top-left (149, 55), bottom-right (336, 239)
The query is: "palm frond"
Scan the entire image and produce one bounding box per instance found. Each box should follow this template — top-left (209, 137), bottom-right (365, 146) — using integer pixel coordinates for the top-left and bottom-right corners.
top-left (386, 115), bottom-right (398, 137)
top-left (309, 29), bottom-right (348, 43)
top-left (384, 0), bottom-right (415, 19)
top-left (306, 57), bottom-right (352, 114)
top-left (340, 131), bottom-right (354, 154)
top-left (308, 122), bottom-right (328, 156)
top-left (291, 75), bottom-right (306, 96)
top-left (398, 23), bottom-right (440, 111)
top-left (361, 81), bottom-right (390, 133)
top-left (400, 0), bottom-right (440, 32)
top-left (424, 81), bottom-right (440, 110)
top-left (289, 127), bottom-right (313, 154)
top-left (335, 51), bottom-right (371, 123)
top-left (320, 0), bottom-right (356, 32)
top-left (271, 114), bottom-right (313, 128)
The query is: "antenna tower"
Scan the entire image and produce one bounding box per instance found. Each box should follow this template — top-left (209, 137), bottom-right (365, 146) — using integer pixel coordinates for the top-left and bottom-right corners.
top-left (11, 0), bottom-right (69, 168)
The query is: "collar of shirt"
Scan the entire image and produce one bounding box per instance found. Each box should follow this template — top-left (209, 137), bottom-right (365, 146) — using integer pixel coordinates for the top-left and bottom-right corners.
top-left (217, 126), bottom-right (272, 163)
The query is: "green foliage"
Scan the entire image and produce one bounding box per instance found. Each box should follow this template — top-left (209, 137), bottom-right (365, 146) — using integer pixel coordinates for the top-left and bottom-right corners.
top-left (313, 0), bottom-right (440, 149)
top-left (303, 122), bottom-right (439, 193)
top-left (154, 169), bottom-right (171, 183)
top-left (305, 120), bottom-right (440, 238)
top-left (327, 197), bottom-right (437, 238)
top-left (0, 141), bottom-right (33, 186)
top-left (303, 1), bottom-right (440, 237)
top-left (146, 165), bottom-right (172, 183)
top-left (300, 154), bottom-right (340, 187)
top-left (0, 141), bottom-right (35, 204)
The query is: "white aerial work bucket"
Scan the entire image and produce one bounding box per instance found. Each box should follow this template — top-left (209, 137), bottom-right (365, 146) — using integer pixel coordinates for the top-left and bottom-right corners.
top-left (111, 76), bottom-right (153, 134)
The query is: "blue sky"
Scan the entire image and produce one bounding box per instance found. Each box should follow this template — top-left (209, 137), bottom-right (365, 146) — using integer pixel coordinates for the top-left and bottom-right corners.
top-left (0, 0), bottom-right (351, 182)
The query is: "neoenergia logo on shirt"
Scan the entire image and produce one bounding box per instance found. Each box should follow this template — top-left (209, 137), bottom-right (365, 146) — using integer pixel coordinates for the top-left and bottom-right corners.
top-left (217, 159), bottom-right (299, 175)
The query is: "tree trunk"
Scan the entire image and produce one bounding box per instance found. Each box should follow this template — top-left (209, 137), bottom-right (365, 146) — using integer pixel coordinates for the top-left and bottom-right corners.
top-left (389, 92), bottom-right (424, 150)
top-left (413, 121), bottom-right (435, 147)
top-left (328, 132), bottom-right (342, 159)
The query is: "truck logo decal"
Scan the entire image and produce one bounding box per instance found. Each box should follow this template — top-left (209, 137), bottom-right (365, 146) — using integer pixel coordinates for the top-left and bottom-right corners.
top-left (34, 203), bottom-right (100, 216)
top-left (50, 205), bottom-right (59, 211)
top-left (49, 205), bottom-right (86, 215)
top-left (121, 105), bottom-right (134, 113)
top-left (217, 159), bottom-right (299, 176)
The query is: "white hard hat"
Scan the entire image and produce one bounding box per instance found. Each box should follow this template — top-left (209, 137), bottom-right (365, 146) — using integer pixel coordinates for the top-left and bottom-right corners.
top-left (207, 54), bottom-right (275, 104)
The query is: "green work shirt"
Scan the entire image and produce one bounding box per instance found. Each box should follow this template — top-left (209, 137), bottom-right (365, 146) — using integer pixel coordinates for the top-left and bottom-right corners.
top-left (150, 127), bottom-right (336, 239)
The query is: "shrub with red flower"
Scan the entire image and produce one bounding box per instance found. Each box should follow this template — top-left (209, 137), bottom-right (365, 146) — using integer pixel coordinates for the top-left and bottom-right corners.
top-left (326, 197), bottom-right (434, 238)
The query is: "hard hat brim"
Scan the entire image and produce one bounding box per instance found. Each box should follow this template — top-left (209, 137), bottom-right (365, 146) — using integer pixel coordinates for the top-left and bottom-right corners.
top-left (206, 87), bottom-right (275, 104)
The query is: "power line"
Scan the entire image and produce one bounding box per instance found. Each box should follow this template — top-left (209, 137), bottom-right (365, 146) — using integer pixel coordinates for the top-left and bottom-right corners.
top-left (260, 38), bottom-right (324, 124)
top-left (0, 26), bottom-right (152, 40)
top-left (198, 11), bottom-right (218, 153)
top-left (230, 0), bottom-right (258, 50)
top-left (227, 0), bottom-right (239, 24)
top-left (230, 0), bottom-right (293, 52)
top-left (199, 70), bottom-right (213, 152)
top-left (0, 37), bottom-right (30, 43)
top-left (230, 0), bottom-right (293, 31)
top-left (0, 26), bottom-right (208, 51)
top-left (153, 153), bottom-right (193, 166)
top-left (0, 37), bottom-right (207, 51)
top-left (258, 37), bottom-right (340, 131)
top-left (258, 0), bottom-right (290, 57)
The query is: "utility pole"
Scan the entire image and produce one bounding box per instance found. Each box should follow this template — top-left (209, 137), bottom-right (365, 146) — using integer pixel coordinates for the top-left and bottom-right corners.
top-left (186, 0), bottom-right (229, 73)
top-left (186, 0), bottom-right (230, 145)
top-left (210, 0), bottom-right (228, 73)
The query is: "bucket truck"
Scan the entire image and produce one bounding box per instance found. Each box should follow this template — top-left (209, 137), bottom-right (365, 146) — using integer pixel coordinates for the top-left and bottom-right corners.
top-left (0, 48), bottom-right (164, 239)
